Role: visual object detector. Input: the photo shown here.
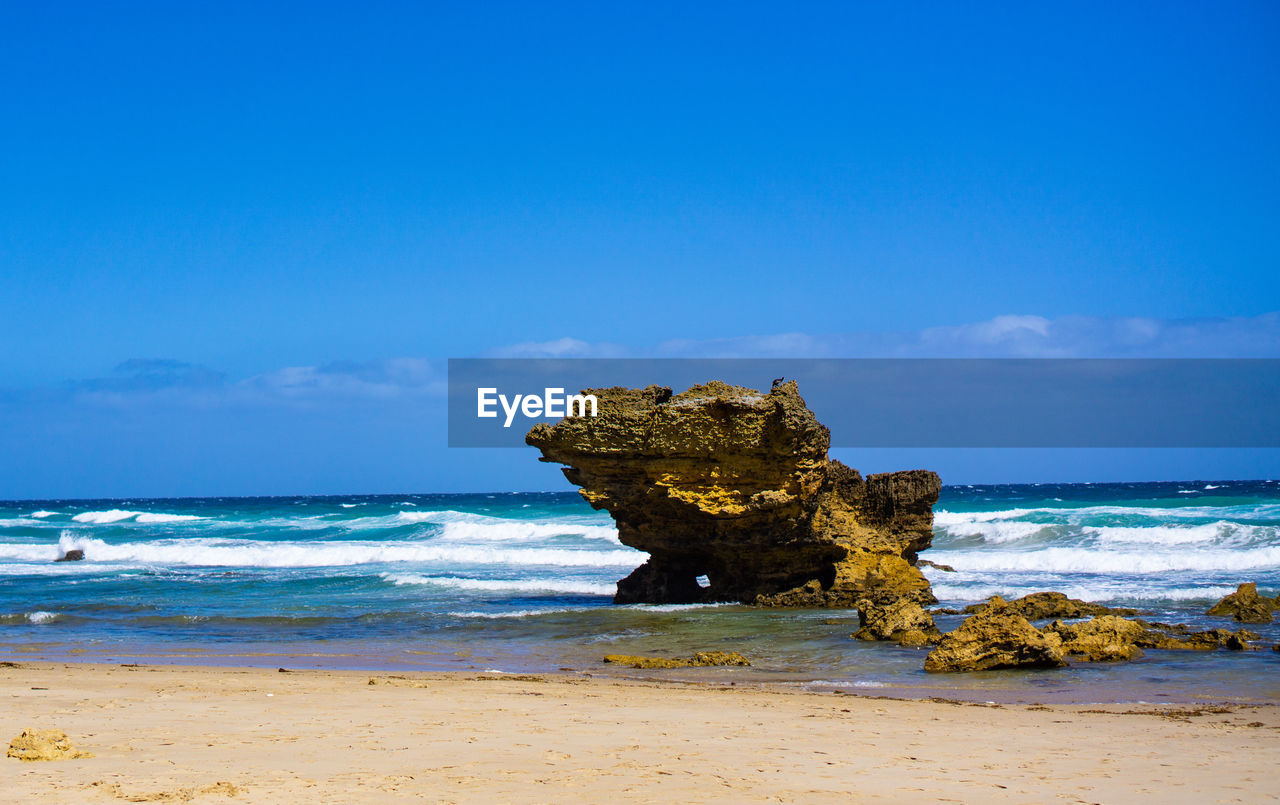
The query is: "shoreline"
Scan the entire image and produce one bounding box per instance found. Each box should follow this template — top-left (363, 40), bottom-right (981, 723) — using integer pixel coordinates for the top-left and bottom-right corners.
top-left (6, 631), bottom-right (1280, 707)
top-left (2, 662), bottom-right (1277, 802)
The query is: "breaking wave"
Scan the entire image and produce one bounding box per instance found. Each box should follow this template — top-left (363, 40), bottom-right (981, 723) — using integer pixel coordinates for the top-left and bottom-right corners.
top-left (928, 545), bottom-right (1280, 574)
top-left (70, 510), bottom-right (204, 525)
top-left (382, 573), bottom-right (615, 595)
top-left (25, 532), bottom-right (643, 569)
top-left (395, 510), bottom-right (620, 544)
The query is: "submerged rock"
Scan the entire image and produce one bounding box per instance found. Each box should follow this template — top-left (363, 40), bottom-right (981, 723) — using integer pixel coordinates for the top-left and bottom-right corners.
top-left (527, 381), bottom-right (941, 606)
top-left (6, 729), bottom-right (91, 761)
top-left (853, 598), bottom-right (940, 647)
top-left (1206, 583), bottom-right (1274, 624)
top-left (1142, 627), bottom-right (1259, 651)
top-left (923, 611), bottom-right (1067, 672)
top-left (602, 651), bottom-right (751, 668)
top-left (963, 592), bottom-right (1139, 621)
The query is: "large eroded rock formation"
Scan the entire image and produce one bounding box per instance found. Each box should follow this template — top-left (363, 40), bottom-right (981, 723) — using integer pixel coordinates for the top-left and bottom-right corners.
top-left (526, 381), bottom-right (941, 606)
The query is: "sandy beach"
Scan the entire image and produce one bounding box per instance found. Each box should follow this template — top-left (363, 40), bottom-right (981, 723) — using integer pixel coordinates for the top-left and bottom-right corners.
top-left (0, 662), bottom-right (1275, 803)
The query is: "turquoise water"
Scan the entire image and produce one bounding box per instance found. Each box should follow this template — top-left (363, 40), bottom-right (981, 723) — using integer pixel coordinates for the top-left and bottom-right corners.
top-left (2, 481), bottom-right (1278, 703)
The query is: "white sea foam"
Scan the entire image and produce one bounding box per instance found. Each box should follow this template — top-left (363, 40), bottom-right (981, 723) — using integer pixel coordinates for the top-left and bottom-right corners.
top-left (930, 583), bottom-right (1244, 605)
top-left (928, 545), bottom-right (1280, 574)
top-left (448, 608), bottom-right (579, 619)
top-left (68, 510), bottom-right (205, 525)
top-left (932, 520), bottom-right (1053, 543)
top-left (0, 518), bottom-right (41, 528)
top-left (71, 510), bottom-right (141, 524)
top-left (935, 503), bottom-right (1280, 526)
top-left (27, 611), bottom-right (60, 624)
top-left (382, 573), bottom-right (614, 595)
top-left (135, 513), bottom-right (205, 524)
top-left (396, 510), bottom-right (620, 544)
top-left (15, 532), bottom-right (643, 569)
top-left (1083, 522), bottom-right (1267, 547)
top-left (30, 511), bottom-right (60, 518)
top-left (0, 541), bottom-right (66, 562)
top-left (933, 509), bottom-right (1036, 526)
top-left (619, 602), bottom-right (737, 612)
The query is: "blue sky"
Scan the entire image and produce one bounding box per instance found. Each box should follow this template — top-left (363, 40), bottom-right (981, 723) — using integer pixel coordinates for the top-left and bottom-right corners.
top-left (2, 2), bottom-right (1279, 497)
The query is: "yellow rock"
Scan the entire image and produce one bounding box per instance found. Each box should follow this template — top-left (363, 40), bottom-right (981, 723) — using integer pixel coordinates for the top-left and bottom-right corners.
top-left (527, 381), bottom-right (942, 608)
top-left (602, 651), bottom-right (750, 669)
top-left (7, 729), bottom-right (92, 761)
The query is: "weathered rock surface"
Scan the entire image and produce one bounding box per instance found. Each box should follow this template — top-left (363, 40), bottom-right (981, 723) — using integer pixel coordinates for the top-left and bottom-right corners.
top-left (853, 598), bottom-right (940, 647)
top-left (602, 651), bottom-right (751, 668)
top-left (55, 549), bottom-right (84, 562)
top-left (963, 592), bottom-right (1139, 621)
top-left (926, 607), bottom-right (1262, 673)
top-left (1141, 626), bottom-right (1259, 651)
top-left (1044, 616), bottom-right (1148, 662)
top-left (527, 381), bottom-right (941, 606)
top-left (923, 611), bottom-right (1067, 672)
top-left (1206, 583), bottom-right (1275, 624)
top-left (7, 729), bottom-right (91, 761)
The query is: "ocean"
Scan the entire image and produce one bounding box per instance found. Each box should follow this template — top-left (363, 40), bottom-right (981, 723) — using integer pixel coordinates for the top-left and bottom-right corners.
top-left (2, 481), bottom-right (1278, 703)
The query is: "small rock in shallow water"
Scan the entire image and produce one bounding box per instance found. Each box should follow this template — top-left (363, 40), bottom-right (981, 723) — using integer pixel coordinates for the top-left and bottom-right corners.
top-left (602, 651), bottom-right (750, 669)
top-left (963, 592), bottom-right (1139, 620)
top-left (1137, 626), bottom-right (1259, 651)
top-left (7, 729), bottom-right (92, 761)
top-left (1045, 616), bottom-right (1148, 662)
top-left (54, 549), bottom-right (84, 562)
top-left (853, 598), bottom-right (941, 646)
top-left (1206, 583), bottom-right (1274, 624)
top-left (924, 611), bottom-right (1066, 673)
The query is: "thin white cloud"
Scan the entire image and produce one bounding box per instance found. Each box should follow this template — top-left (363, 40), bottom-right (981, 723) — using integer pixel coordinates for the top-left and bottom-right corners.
top-left (487, 337), bottom-right (630, 358)
top-left (240, 358), bottom-right (443, 401)
top-left (10, 312), bottom-right (1276, 411)
top-left (517, 312), bottom-right (1280, 358)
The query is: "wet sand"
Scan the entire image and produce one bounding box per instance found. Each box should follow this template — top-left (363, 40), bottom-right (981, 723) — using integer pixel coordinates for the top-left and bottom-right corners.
top-left (1, 662), bottom-right (1276, 803)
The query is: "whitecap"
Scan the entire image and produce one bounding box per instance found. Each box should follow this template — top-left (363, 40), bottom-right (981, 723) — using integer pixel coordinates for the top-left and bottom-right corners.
top-left (396, 510), bottom-right (620, 544)
top-left (382, 573), bottom-right (614, 595)
top-left (447, 609), bottom-right (579, 619)
top-left (1083, 521), bottom-right (1267, 547)
top-left (928, 545), bottom-right (1280, 574)
top-left (71, 510), bottom-right (140, 524)
top-left (135, 513), bottom-right (205, 524)
top-left (930, 583), bottom-right (1244, 605)
top-left (14, 532), bottom-right (645, 569)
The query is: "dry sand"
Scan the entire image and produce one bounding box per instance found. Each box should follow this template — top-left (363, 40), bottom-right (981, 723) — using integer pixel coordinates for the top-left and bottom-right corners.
top-left (1, 662), bottom-right (1276, 803)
